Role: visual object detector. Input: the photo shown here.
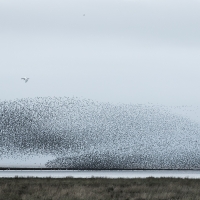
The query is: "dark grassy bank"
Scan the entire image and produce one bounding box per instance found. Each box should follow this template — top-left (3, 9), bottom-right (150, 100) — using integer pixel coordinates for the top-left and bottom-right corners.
top-left (0, 177), bottom-right (200, 200)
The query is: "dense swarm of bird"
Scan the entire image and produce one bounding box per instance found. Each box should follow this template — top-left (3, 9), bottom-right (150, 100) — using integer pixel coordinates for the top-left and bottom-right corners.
top-left (0, 96), bottom-right (200, 169)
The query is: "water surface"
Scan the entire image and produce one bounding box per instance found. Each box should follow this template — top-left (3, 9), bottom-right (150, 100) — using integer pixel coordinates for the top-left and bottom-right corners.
top-left (1, 170), bottom-right (200, 179)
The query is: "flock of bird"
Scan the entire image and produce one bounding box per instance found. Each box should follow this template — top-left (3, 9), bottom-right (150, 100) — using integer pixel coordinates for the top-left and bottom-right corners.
top-left (1, 96), bottom-right (200, 169)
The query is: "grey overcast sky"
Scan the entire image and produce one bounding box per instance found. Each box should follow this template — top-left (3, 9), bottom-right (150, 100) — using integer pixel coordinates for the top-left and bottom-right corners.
top-left (1, 0), bottom-right (200, 105)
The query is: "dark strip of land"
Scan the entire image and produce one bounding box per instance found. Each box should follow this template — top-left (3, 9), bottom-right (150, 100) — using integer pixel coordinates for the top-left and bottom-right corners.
top-left (0, 177), bottom-right (200, 200)
top-left (1, 167), bottom-right (200, 170)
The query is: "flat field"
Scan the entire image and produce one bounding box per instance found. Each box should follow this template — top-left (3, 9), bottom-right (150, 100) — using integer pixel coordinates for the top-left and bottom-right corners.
top-left (0, 177), bottom-right (200, 200)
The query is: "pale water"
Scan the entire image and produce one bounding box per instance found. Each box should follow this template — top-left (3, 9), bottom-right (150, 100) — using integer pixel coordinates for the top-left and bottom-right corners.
top-left (1, 170), bottom-right (200, 179)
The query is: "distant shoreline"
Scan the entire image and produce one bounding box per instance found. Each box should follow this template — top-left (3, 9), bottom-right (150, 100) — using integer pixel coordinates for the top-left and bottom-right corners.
top-left (1, 167), bottom-right (200, 170)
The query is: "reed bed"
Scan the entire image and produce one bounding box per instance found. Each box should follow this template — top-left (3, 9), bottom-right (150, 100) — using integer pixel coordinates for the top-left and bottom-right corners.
top-left (0, 177), bottom-right (200, 200)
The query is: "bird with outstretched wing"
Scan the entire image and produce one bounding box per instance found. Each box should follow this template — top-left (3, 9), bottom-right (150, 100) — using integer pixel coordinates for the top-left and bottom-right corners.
top-left (21, 77), bottom-right (29, 83)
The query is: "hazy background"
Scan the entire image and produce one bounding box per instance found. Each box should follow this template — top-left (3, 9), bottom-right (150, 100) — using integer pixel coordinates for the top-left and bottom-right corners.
top-left (1, 0), bottom-right (200, 105)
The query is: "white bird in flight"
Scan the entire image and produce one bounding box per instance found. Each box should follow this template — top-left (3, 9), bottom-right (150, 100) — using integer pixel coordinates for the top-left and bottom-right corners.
top-left (21, 77), bottom-right (29, 83)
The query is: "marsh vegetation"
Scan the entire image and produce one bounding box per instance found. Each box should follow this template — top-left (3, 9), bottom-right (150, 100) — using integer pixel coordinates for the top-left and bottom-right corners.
top-left (0, 177), bottom-right (200, 200)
